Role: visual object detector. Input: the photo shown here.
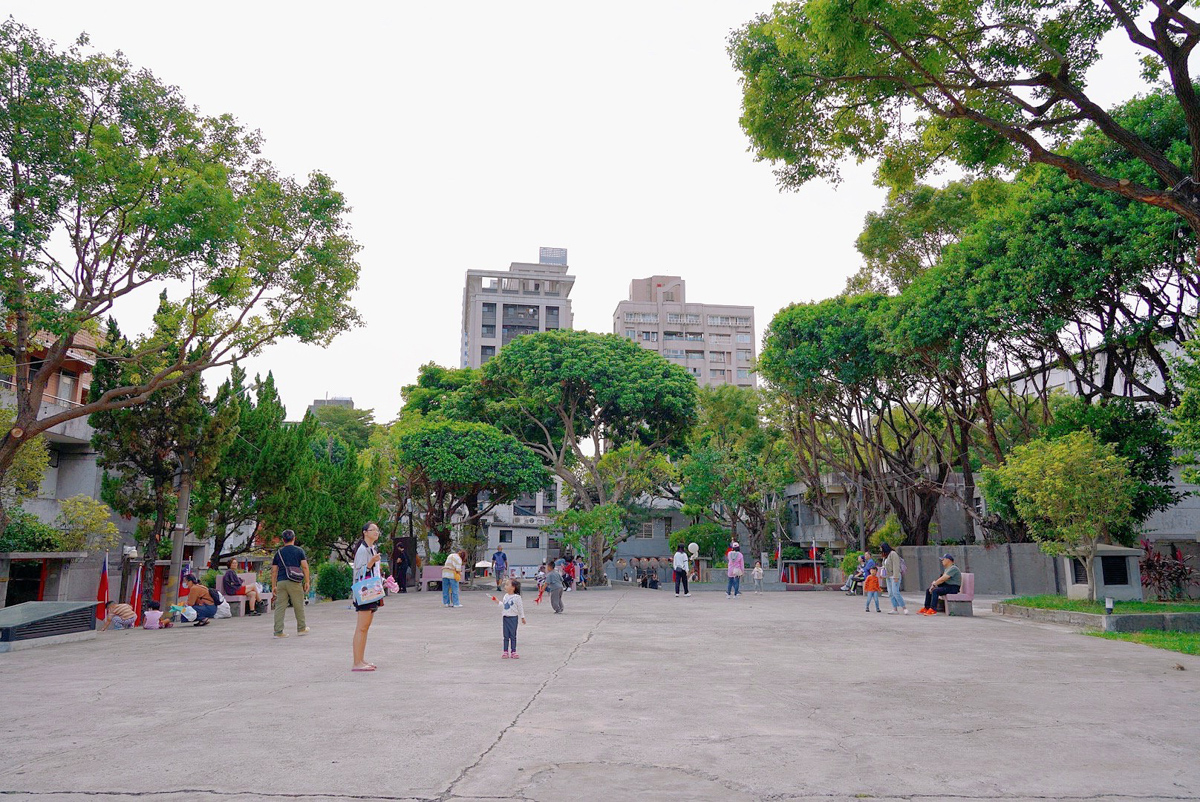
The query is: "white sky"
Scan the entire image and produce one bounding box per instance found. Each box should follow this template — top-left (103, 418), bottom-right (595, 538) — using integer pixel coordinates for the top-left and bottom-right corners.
top-left (7, 1), bottom-right (1149, 421)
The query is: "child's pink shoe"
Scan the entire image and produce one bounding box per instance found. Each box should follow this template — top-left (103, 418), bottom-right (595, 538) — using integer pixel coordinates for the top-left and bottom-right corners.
top-left (511, 653), bottom-right (519, 659)
top-left (502, 651), bottom-right (510, 659)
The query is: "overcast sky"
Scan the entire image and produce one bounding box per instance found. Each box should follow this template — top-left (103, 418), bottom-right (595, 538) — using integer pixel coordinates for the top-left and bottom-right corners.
top-left (8, 2), bottom-right (1149, 421)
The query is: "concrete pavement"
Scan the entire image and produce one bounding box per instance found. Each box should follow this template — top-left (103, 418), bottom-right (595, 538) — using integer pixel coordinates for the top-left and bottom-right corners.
top-left (0, 586), bottom-right (1196, 801)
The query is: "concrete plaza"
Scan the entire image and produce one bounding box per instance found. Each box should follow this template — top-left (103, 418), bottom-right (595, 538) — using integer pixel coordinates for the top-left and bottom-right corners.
top-left (0, 587), bottom-right (1197, 802)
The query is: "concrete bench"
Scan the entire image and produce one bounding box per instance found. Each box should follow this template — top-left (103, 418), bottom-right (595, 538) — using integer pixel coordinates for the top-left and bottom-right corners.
top-left (943, 573), bottom-right (975, 616)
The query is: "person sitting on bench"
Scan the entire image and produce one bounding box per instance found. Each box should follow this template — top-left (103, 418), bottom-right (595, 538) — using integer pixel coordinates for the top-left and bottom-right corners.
top-left (222, 557), bottom-right (261, 616)
top-left (920, 553), bottom-right (961, 615)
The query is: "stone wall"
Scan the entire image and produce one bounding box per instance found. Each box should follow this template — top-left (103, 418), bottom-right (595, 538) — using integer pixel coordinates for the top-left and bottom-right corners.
top-left (898, 543), bottom-right (1065, 595)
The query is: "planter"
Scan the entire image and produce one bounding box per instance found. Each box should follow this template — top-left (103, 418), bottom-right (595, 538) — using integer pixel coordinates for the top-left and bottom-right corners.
top-left (993, 602), bottom-right (1200, 633)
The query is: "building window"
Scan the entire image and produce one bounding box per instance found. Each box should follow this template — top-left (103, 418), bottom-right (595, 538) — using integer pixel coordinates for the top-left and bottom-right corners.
top-left (686, 351), bottom-right (704, 361)
top-left (662, 517), bottom-right (672, 537)
top-left (1101, 556), bottom-right (1130, 586)
top-left (641, 331), bottom-right (658, 342)
top-left (737, 349), bottom-right (752, 362)
top-left (638, 522), bottom-right (654, 538)
top-left (526, 535), bottom-right (541, 549)
top-left (481, 346), bottom-right (496, 362)
top-left (1071, 558), bottom-right (1087, 584)
top-left (481, 325), bottom-right (496, 338)
top-left (736, 333), bottom-right (752, 344)
top-left (664, 349), bottom-right (685, 358)
top-left (664, 331), bottom-right (684, 341)
top-left (624, 312), bottom-right (659, 323)
top-left (737, 368), bottom-right (752, 380)
top-left (56, 370), bottom-right (78, 404)
top-left (625, 329), bottom-right (635, 339)
top-left (663, 291), bottom-right (675, 301)
top-left (710, 352), bottom-right (727, 363)
top-left (482, 302), bottom-right (496, 315)
top-left (711, 369), bottom-right (727, 379)
top-left (688, 366), bottom-right (702, 377)
top-left (667, 313), bottom-right (701, 324)
top-left (709, 333), bottom-right (731, 344)
top-left (499, 530), bottom-right (513, 544)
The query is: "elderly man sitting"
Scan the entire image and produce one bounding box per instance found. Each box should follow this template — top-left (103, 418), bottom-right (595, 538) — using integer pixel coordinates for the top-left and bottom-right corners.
top-left (920, 553), bottom-right (962, 615)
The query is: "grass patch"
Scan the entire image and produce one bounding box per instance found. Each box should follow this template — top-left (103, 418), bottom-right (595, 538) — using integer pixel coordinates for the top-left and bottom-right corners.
top-left (1002, 595), bottom-right (1200, 615)
top-left (1088, 630), bottom-right (1200, 656)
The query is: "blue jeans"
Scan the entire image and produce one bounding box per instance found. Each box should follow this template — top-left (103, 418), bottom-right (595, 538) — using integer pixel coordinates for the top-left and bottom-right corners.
top-left (887, 577), bottom-right (906, 609)
top-left (442, 578), bottom-right (460, 606)
top-left (865, 590), bottom-right (880, 611)
top-left (726, 575), bottom-right (741, 595)
top-left (502, 616), bottom-right (518, 652)
top-left (192, 604), bottom-right (217, 622)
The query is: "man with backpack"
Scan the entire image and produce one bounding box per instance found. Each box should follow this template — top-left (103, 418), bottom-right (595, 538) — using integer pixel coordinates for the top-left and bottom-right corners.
top-left (271, 529), bottom-right (311, 638)
top-left (881, 543), bottom-right (909, 614)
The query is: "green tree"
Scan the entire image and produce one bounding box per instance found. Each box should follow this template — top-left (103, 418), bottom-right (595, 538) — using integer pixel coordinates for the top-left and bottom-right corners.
top-left (191, 369), bottom-right (302, 564)
top-left (313, 405), bottom-right (376, 452)
top-left (55, 495), bottom-right (119, 552)
top-left (667, 521), bottom-right (730, 560)
top-left (679, 386), bottom-right (791, 559)
top-left (480, 330), bottom-right (696, 577)
top-left (550, 504), bottom-right (626, 566)
top-left (984, 430), bottom-right (1135, 600)
top-left (395, 420), bottom-right (549, 553)
top-left (1172, 338), bottom-right (1200, 485)
top-left (0, 407), bottom-right (48, 509)
top-left (729, 3), bottom-right (1200, 233)
top-left (90, 316), bottom-right (235, 609)
top-left (0, 22), bottom-right (361, 529)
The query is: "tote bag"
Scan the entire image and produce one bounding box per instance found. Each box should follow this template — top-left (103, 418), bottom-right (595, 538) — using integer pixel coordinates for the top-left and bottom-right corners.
top-left (352, 575), bottom-right (385, 605)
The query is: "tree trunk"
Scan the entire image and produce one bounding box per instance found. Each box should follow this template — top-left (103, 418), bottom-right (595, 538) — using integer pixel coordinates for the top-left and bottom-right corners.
top-left (1084, 545), bottom-right (1098, 603)
top-left (165, 460), bottom-right (195, 606)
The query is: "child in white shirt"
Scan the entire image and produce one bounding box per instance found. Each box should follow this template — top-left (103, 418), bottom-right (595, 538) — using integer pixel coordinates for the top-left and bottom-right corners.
top-left (496, 578), bottom-right (527, 659)
top-left (752, 561), bottom-right (764, 593)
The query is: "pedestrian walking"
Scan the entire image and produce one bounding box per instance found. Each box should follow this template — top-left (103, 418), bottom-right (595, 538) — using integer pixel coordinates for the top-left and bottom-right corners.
top-left (494, 578), bottom-right (527, 658)
top-left (673, 544), bottom-right (691, 597)
top-left (352, 522), bottom-right (383, 672)
top-left (863, 566), bottom-right (882, 612)
top-left (574, 555), bottom-right (587, 590)
top-left (726, 542), bottom-right (745, 598)
top-left (271, 529), bottom-right (310, 638)
top-left (881, 543), bottom-right (909, 615)
top-left (442, 550), bottom-right (464, 607)
top-left (492, 545), bottom-right (508, 591)
top-left (751, 561), bottom-right (764, 593)
top-left (545, 562), bottom-right (565, 613)
top-left (396, 545), bottom-right (411, 593)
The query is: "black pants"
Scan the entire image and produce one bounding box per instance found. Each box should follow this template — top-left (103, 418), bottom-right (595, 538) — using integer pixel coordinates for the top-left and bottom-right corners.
top-left (674, 569), bottom-right (689, 594)
top-left (503, 616), bottom-right (519, 651)
top-left (924, 584), bottom-right (960, 611)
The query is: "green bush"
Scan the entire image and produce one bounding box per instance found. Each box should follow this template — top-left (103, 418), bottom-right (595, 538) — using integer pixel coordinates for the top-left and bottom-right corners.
top-left (428, 551), bottom-right (449, 566)
top-left (869, 515), bottom-right (906, 551)
top-left (840, 550), bottom-right (864, 576)
top-left (780, 544), bottom-right (806, 561)
top-left (0, 509), bottom-right (64, 552)
top-left (667, 522), bottom-right (729, 559)
top-left (201, 568), bottom-right (219, 589)
top-left (316, 561), bottom-right (353, 600)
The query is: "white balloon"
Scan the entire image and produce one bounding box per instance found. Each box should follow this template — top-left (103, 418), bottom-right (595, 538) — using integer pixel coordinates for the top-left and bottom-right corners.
top-left (688, 542), bottom-right (699, 556)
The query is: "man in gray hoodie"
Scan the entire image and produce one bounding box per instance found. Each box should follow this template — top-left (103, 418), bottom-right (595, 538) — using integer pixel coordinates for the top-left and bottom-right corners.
top-left (545, 563), bottom-right (566, 614)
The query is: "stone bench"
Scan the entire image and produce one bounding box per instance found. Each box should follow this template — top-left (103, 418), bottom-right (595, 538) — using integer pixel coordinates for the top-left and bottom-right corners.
top-left (943, 573), bottom-right (975, 616)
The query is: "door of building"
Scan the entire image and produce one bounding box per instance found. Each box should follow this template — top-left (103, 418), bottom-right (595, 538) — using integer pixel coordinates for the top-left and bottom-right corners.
top-left (6, 560), bottom-right (46, 606)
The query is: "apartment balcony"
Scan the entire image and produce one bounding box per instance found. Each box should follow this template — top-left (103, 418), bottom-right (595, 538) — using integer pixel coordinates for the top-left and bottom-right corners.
top-left (0, 383), bottom-right (93, 445)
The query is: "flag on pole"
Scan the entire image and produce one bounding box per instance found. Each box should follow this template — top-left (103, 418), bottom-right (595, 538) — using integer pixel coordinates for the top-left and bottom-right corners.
top-left (128, 566), bottom-right (142, 626)
top-left (95, 553), bottom-right (109, 620)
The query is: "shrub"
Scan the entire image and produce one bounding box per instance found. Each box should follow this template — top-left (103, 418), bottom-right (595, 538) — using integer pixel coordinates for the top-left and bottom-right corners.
top-left (780, 544), bottom-right (806, 561)
top-left (869, 515), bottom-right (906, 550)
top-left (316, 561), bottom-right (353, 600)
top-left (0, 509), bottom-right (63, 552)
top-left (55, 495), bottom-right (119, 551)
top-left (668, 522), bottom-right (729, 559)
top-left (1140, 539), bottom-right (1196, 601)
top-left (840, 550), bottom-right (864, 576)
top-left (201, 568), bottom-right (219, 589)
top-left (428, 551), bottom-right (449, 566)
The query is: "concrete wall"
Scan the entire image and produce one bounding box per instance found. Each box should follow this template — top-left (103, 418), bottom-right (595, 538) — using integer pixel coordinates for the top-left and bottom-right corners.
top-left (899, 544), bottom-right (1065, 595)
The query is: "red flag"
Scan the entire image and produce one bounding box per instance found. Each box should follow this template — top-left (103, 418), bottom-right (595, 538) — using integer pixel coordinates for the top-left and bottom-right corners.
top-left (128, 567), bottom-right (142, 626)
top-left (95, 553), bottom-right (109, 620)
top-left (810, 543), bottom-right (817, 561)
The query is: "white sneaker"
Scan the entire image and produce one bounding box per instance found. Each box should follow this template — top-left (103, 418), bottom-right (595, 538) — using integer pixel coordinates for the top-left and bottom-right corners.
top-left (726, 593), bottom-right (731, 598)
top-left (675, 593), bottom-right (680, 597)
top-left (453, 604), bottom-right (463, 608)
top-left (887, 610), bottom-right (898, 615)
top-left (903, 608), bottom-right (910, 615)
top-left (684, 593), bottom-right (691, 597)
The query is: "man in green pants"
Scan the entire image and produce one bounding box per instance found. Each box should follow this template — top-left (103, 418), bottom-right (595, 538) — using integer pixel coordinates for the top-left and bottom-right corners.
top-left (270, 529), bottom-right (311, 638)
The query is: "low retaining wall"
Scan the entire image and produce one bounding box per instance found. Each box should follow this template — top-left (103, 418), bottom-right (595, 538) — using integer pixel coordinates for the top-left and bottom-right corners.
top-left (993, 602), bottom-right (1200, 633)
top-left (900, 544), bottom-right (1063, 595)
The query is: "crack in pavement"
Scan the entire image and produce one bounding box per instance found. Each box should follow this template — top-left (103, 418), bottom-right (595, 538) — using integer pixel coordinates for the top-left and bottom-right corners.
top-left (435, 589), bottom-right (630, 802)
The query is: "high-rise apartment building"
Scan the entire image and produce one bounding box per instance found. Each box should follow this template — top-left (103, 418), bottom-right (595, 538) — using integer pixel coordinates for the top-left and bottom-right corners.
top-left (612, 276), bottom-right (756, 388)
top-left (460, 248), bottom-right (576, 369)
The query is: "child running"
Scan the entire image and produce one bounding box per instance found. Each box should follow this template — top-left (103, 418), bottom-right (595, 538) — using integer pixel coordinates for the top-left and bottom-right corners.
top-left (494, 578), bottom-right (527, 658)
top-left (864, 566), bottom-right (882, 612)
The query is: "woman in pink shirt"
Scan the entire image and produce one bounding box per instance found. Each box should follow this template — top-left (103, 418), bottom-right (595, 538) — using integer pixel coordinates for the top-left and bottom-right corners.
top-left (726, 542), bottom-right (745, 598)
